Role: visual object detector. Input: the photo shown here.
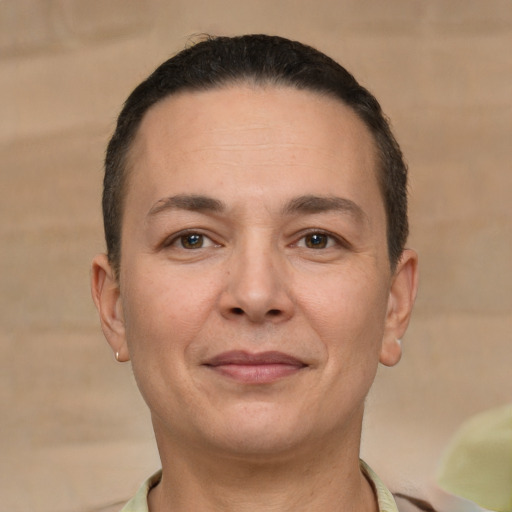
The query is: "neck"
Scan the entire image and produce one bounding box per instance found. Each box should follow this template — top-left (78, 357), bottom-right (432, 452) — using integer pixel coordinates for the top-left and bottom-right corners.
top-left (148, 419), bottom-right (378, 512)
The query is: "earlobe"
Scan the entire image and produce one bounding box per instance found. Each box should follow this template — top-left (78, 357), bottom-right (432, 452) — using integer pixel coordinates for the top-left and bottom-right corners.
top-left (379, 338), bottom-right (402, 367)
top-left (91, 254), bottom-right (130, 362)
top-left (380, 249), bottom-right (419, 367)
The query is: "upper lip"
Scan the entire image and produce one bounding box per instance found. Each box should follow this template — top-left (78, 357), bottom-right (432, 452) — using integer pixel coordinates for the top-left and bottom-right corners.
top-left (204, 350), bottom-right (307, 367)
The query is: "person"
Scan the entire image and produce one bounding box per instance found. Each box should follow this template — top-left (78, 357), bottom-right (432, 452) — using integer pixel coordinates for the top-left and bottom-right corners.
top-left (91, 34), bottom-right (419, 512)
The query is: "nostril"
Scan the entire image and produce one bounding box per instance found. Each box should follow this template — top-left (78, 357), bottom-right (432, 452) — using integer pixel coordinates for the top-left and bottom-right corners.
top-left (232, 307), bottom-right (244, 315)
top-left (267, 309), bottom-right (281, 317)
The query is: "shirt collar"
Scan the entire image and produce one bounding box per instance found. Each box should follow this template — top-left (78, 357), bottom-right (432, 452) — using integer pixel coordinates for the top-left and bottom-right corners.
top-left (121, 461), bottom-right (398, 512)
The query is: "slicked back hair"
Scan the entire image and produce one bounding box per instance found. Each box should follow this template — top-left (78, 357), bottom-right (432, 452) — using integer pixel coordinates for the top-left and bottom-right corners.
top-left (104, 34), bottom-right (408, 277)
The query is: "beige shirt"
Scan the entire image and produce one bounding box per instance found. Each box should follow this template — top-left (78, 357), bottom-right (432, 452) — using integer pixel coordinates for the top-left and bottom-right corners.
top-left (120, 460), bottom-right (398, 512)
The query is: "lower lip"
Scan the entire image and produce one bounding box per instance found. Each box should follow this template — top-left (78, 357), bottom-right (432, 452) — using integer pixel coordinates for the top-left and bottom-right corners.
top-left (208, 363), bottom-right (304, 384)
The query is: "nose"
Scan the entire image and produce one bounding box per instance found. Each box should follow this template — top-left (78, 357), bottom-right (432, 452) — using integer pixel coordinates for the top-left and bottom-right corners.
top-left (218, 240), bottom-right (295, 324)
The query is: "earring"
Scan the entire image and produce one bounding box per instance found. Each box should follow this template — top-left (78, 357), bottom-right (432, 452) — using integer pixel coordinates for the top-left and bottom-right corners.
top-left (396, 338), bottom-right (402, 346)
top-left (115, 351), bottom-right (120, 362)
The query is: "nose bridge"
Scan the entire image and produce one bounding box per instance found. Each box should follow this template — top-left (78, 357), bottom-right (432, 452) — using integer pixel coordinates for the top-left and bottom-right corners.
top-left (222, 230), bottom-right (292, 322)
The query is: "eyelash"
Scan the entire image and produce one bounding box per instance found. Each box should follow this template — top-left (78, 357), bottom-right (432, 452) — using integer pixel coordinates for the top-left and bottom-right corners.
top-left (293, 230), bottom-right (349, 250)
top-left (160, 229), bottom-right (349, 251)
top-left (162, 230), bottom-right (219, 250)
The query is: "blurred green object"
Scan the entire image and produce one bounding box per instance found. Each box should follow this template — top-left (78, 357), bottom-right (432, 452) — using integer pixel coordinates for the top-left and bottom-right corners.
top-left (437, 404), bottom-right (512, 511)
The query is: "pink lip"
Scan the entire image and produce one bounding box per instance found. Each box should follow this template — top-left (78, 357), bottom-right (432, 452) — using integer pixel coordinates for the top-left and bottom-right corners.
top-left (204, 351), bottom-right (307, 384)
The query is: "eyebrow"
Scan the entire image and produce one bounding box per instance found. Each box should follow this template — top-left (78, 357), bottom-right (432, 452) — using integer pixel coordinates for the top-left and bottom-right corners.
top-left (147, 193), bottom-right (367, 223)
top-left (147, 194), bottom-right (225, 217)
top-left (282, 195), bottom-right (367, 223)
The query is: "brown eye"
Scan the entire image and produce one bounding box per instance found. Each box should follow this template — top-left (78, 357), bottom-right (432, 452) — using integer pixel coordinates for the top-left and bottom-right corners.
top-left (304, 233), bottom-right (329, 249)
top-left (180, 234), bottom-right (204, 249)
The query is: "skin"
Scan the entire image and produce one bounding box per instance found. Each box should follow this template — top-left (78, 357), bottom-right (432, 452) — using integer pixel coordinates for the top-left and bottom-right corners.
top-left (92, 85), bottom-right (418, 512)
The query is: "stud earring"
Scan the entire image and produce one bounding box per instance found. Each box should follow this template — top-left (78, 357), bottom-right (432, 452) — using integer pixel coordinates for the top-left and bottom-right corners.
top-left (115, 351), bottom-right (120, 362)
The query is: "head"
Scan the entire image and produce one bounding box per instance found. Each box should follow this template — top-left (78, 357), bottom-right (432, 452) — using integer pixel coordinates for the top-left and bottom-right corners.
top-left (103, 34), bottom-right (408, 279)
top-left (92, 34), bottom-right (418, 462)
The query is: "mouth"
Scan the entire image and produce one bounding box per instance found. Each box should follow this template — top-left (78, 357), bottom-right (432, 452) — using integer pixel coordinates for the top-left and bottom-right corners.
top-left (203, 350), bottom-right (307, 384)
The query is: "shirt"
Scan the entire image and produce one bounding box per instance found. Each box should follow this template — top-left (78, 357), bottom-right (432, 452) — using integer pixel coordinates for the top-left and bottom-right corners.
top-left (120, 460), bottom-right (398, 512)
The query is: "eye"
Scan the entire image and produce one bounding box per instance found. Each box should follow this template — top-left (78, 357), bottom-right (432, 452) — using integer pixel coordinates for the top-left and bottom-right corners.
top-left (166, 232), bottom-right (218, 250)
top-left (296, 232), bottom-right (338, 249)
top-left (180, 233), bottom-right (205, 249)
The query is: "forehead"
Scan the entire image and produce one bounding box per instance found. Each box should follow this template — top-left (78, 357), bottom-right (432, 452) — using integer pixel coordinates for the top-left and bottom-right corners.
top-left (125, 84), bottom-right (381, 215)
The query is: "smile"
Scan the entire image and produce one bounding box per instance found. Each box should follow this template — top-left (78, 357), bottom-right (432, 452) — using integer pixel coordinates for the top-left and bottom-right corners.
top-left (204, 350), bottom-right (307, 384)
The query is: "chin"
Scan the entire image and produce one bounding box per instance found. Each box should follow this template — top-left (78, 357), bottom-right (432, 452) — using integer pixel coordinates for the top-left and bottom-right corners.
top-left (201, 403), bottom-right (321, 460)
top-left (215, 428), bottom-right (306, 461)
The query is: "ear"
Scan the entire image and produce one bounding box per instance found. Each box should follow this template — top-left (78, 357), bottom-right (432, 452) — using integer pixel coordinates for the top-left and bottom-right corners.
top-left (379, 249), bottom-right (419, 367)
top-left (91, 254), bottom-right (130, 362)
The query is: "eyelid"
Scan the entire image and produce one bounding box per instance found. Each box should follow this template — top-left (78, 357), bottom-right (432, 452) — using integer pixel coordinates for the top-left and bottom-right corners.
top-left (158, 228), bottom-right (350, 251)
top-left (292, 229), bottom-right (351, 249)
top-left (160, 229), bottom-right (221, 249)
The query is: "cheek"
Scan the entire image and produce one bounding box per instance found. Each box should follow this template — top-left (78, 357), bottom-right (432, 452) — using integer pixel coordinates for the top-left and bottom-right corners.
top-left (295, 265), bottom-right (390, 396)
top-left (292, 269), bottom-right (388, 430)
top-left (120, 262), bottom-right (221, 358)
top-left (298, 267), bottom-right (389, 340)
top-left (119, 264), bottom-right (222, 419)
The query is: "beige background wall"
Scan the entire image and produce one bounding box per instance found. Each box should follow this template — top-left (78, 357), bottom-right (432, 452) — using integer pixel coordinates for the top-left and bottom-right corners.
top-left (1, 1), bottom-right (510, 511)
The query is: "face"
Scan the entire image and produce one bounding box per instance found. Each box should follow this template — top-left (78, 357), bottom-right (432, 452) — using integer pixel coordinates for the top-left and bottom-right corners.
top-left (92, 85), bottom-right (417, 461)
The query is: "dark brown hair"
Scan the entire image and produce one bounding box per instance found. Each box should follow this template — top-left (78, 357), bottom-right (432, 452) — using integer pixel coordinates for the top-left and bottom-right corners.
top-left (103, 34), bottom-right (408, 276)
